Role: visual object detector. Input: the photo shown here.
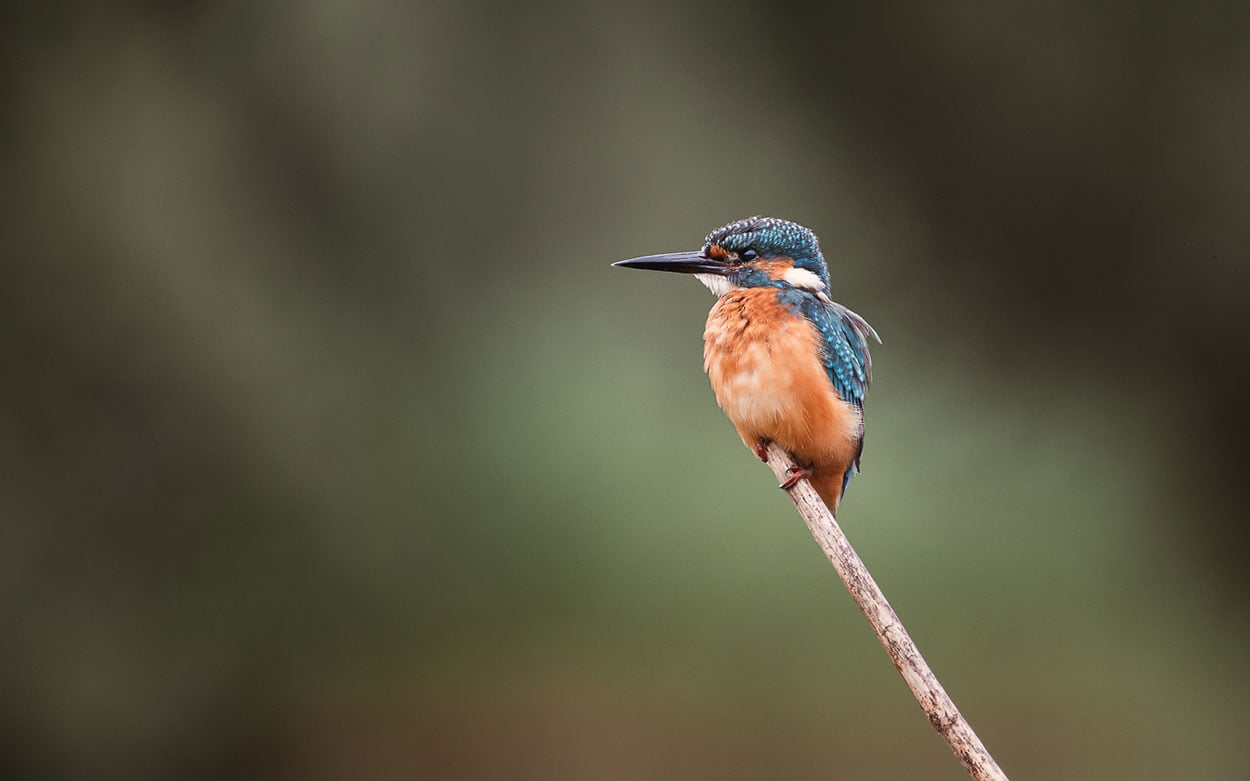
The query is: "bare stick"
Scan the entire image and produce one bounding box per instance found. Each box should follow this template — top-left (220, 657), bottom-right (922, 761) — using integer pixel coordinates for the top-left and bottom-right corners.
top-left (764, 442), bottom-right (1009, 781)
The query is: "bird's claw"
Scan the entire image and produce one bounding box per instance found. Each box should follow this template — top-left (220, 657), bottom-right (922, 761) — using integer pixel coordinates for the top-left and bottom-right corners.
top-left (778, 464), bottom-right (813, 491)
top-left (754, 438), bottom-right (771, 462)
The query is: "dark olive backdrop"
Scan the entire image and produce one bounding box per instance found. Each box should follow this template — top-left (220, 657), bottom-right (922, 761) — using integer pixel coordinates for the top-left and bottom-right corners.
top-left (4, 1), bottom-right (1249, 779)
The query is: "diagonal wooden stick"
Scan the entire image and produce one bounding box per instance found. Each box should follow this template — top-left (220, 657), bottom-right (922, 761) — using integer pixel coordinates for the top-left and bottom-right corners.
top-left (763, 442), bottom-right (1009, 781)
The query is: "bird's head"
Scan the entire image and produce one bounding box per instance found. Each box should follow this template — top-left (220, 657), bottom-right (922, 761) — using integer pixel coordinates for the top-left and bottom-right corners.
top-left (613, 216), bottom-right (831, 298)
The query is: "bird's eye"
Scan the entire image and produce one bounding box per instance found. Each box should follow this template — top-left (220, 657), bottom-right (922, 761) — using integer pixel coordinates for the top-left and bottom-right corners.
top-left (740, 248), bottom-right (759, 262)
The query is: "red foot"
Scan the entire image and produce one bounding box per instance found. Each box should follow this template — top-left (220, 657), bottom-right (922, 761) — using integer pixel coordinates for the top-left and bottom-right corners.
top-left (754, 438), bottom-right (771, 462)
top-left (778, 464), bottom-right (814, 491)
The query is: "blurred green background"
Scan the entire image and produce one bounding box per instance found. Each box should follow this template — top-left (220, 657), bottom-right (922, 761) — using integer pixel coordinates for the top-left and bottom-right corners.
top-left (4, 1), bottom-right (1249, 778)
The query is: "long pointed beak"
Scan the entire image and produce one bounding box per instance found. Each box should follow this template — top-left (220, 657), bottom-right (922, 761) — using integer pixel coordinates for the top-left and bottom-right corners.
top-left (612, 251), bottom-right (729, 275)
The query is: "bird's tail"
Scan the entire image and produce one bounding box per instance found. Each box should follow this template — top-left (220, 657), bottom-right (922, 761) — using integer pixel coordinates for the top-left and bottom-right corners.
top-left (810, 470), bottom-right (845, 515)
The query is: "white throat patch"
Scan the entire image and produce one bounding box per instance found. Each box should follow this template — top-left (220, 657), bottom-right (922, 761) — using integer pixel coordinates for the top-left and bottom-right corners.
top-left (694, 273), bottom-right (736, 297)
top-left (693, 267), bottom-right (831, 301)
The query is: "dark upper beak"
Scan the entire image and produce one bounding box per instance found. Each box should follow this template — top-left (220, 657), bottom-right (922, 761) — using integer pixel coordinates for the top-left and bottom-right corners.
top-left (612, 251), bottom-right (729, 275)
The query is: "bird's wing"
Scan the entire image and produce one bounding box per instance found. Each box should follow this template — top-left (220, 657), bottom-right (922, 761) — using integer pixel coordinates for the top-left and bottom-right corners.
top-left (795, 296), bottom-right (880, 492)
top-left (803, 298), bottom-right (879, 411)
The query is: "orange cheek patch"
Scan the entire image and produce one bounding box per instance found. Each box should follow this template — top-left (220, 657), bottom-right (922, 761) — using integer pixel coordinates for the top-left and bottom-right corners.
top-left (706, 244), bottom-right (730, 260)
top-left (761, 258), bottom-right (795, 281)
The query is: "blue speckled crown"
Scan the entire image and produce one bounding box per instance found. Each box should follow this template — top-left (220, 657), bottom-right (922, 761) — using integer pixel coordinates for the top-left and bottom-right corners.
top-left (703, 216), bottom-right (829, 287)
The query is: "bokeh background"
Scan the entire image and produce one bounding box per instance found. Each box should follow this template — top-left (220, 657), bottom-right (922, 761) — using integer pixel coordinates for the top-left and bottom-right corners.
top-left (4, 1), bottom-right (1250, 778)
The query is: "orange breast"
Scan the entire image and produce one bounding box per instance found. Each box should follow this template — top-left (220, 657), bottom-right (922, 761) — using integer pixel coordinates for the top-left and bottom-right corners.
top-left (703, 288), bottom-right (862, 509)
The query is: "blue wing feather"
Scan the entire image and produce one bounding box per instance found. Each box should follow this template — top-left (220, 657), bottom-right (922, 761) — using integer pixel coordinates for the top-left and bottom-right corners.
top-left (779, 290), bottom-right (880, 493)
top-left (813, 300), bottom-right (877, 408)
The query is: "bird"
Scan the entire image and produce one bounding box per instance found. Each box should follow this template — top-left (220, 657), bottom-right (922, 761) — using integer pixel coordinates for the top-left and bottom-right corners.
top-left (613, 216), bottom-right (880, 513)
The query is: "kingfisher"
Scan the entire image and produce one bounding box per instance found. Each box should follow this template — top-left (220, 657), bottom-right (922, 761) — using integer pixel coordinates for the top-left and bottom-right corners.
top-left (613, 216), bottom-right (880, 513)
